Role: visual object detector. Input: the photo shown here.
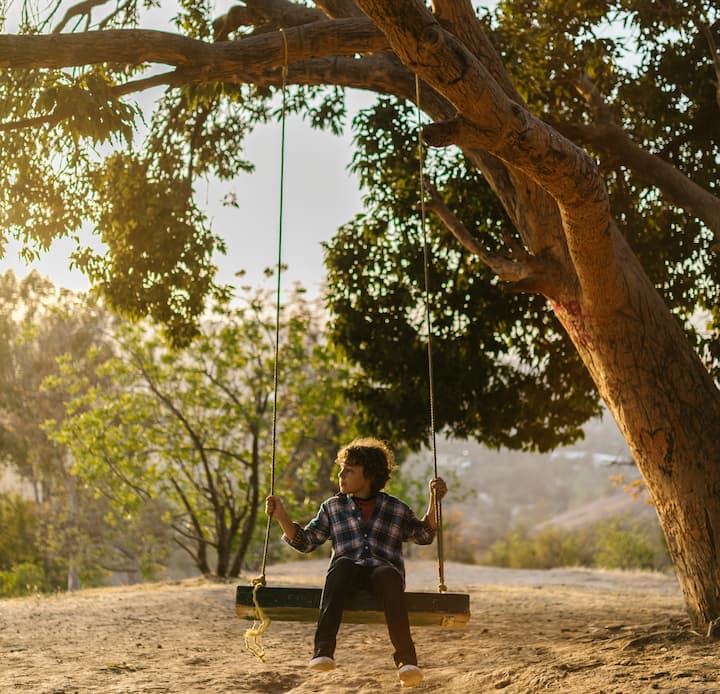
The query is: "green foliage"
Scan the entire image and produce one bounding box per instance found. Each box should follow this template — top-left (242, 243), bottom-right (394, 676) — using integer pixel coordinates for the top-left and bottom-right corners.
top-left (0, 494), bottom-right (63, 595)
top-left (593, 517), bottom-right (660, 570)
top-left (326, 98), bottom-right (600, 451)
top-left (38, 70), bottom-right (137, 145)
top-left (0, 271), bottom-right (172, 590)
top-left (46, 286), bottom-right (355, 577)
top-left (483, 525), bottom-right (593, 569)
top-left (36, 486), bottom-right (171, 587)
top-left (0, 269), bottom-right (111, 488)
top-left (282, 86), bottom-right (347, 136)
top-left (492, 0), bottom-right (620, 117)
top-left (0, 494), bottom-right (38, 571)
top-left (76, 152), bottom-right (225, 346)
top-left (482, 514), bottom-right (671, 571)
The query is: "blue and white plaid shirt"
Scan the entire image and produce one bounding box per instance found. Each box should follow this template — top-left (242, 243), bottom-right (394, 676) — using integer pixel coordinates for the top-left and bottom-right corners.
top-left (284, 492), bottom-right (435, 582)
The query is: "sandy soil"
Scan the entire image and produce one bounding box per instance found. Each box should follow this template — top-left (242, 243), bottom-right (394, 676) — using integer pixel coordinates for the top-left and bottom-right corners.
top-left (1, 560), bottom-right (718, 693)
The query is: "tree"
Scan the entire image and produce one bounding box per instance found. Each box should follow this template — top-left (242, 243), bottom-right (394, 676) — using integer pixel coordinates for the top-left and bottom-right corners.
top-left (0, 1), bottom-right (718, 629)
top-left (48, 287), bottom-right (354, 578)
top-left (0, 269), bottom-right (124, 589)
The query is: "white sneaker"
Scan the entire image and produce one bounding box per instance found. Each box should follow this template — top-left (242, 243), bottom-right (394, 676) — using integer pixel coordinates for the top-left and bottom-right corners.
top-left (398, 664), bottom-right (423, 687)
top-left (309, 656), bottom-right (336, 671)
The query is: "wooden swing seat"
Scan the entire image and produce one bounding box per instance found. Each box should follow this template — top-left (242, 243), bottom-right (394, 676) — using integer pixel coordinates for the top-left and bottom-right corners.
top-left (235, 585), bottom-right (470, 627)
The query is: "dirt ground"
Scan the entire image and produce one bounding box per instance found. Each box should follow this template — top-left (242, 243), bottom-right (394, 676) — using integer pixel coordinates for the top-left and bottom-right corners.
top-left (1, 560), bottom-right (718, 693)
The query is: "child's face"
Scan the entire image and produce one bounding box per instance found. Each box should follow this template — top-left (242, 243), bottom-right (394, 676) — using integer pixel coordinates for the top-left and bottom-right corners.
top-left (337, 462), bottom-right (373, 497)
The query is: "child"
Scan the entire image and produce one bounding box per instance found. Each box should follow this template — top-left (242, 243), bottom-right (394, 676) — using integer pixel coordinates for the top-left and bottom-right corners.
top-left (265, 437), bottom-right (447, 688)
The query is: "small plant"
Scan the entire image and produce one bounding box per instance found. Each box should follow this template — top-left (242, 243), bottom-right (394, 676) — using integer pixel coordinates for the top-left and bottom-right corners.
top-left (593, 517), bottom-right (669, 571)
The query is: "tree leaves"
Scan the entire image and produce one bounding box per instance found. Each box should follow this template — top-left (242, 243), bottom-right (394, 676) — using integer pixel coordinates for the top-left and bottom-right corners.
top-left (75, 152), bottom-right (225, 346)
top-left (46, 287), bottom-right (357, 576)
top-left (326, 98), bottom-right (599, 451)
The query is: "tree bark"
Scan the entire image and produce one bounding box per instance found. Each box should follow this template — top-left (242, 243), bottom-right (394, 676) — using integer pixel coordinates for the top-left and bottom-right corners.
top-left (66, 471), bottom-right (81, 592)
top-left (229, 431), bottom-right (261, 578)
top-left (550, 242), bottom-right (720, 631)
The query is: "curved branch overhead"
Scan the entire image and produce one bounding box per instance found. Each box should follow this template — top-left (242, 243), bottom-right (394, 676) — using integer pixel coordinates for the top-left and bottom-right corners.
top-left (0, 18), bottom-right (388, 71)
top-left (0, 1), bottom-right (715, 262)
top-left (354, 0), bottom-right (619, 307)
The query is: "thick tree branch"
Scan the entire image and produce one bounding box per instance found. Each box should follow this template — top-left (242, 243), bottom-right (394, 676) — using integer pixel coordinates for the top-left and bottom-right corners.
top-left (212, 0), bottom-right (324, 41)
top-left (432, 0), bottom-right (522, 105)
top-left (0, 18), bottom-right (390, 133)
top-left (355, 0), bottom-right (609, 303)
top-left (0, 18), bottom-right (387, 70)
top-left (423, 183), bottom-right (564, 296)
top-left (429, 0), bottom-right (573, 275)
top-left (0, 30), bottom-right (214, 68)
top-left (53, 0), bottom-right (112, 33)
top-left (314, 0), bottom-right (363, 18)
top-left (570, 74), bottom-right (720, 248)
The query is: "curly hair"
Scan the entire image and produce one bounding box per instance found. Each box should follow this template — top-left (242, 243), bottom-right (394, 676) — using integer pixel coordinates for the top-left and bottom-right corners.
top-left (336, 437), bottom-right (395, 494)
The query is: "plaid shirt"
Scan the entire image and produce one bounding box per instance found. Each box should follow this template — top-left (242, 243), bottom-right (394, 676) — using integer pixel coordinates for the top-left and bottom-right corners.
top-left (284, 492), bottom-right (435, 581)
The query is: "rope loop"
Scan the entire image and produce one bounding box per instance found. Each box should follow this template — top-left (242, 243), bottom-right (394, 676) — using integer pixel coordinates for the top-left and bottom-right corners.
top-left (279, 27), bottom-right (289, 83)
top-left (244, 579), bottom-right (271, 661)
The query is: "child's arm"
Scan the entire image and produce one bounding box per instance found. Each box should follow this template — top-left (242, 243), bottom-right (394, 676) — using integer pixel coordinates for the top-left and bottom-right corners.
top-left (265, 495), bottom-right (298, 541)
top-left (423, 477), bottom-right (448, 530)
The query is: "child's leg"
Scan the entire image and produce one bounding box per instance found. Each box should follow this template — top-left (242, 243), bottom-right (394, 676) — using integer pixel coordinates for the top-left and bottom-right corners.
top-left (314, 556), bottom-right (363, 659)
top-left (368, 565), bottom-right (417, 667)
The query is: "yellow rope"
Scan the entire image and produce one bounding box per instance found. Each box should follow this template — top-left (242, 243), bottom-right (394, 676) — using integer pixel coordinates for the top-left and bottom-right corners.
top-left (243, 577), bottom-right (271, 661)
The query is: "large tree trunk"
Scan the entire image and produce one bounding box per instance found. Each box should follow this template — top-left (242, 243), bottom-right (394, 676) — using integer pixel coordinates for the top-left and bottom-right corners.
top-left (551, 235), bottom-right (720, 632)
top-left (354, 0), bottom-right (720, 631)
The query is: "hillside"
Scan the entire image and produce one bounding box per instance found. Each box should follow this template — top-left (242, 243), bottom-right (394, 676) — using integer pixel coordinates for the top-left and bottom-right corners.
top-left (401, 410), bottom-right (651, 552)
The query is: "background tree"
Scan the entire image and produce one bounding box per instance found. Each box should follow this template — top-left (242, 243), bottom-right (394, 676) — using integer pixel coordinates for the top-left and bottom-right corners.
top-left (1, 1), bottom-right (719, 629)
top-left (48, 286), bottom-right (354, 578)
top-left (0, 269), bottom-right (129, 589)
top-left (0, 270), bottom-right (169, 589)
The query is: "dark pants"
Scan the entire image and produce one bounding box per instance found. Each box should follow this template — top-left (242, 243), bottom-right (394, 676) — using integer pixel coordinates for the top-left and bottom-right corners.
top-left (314, 556), bottom-right (417, 667)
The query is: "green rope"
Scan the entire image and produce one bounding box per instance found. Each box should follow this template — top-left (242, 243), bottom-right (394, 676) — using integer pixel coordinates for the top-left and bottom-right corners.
top-left (245, 27), bottom-right (290, 659)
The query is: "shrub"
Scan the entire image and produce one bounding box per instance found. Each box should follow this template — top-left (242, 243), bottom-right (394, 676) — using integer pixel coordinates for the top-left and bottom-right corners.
top-left (481, 514), bottom-right (670, 571)
top-left (0, 494), bottom-right (38, 570)
top-left (0, 562), bottom-right (48, 597)
top-left (593, 517), bottom-right (670, 571)
top-left (483, 526), bottom-right (590, 569)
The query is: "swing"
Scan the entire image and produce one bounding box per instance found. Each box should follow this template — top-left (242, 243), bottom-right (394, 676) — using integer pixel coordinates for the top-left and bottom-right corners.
top-left (236, 52), bottom-right (471, 631)
top-left (235, 585), bottom-right (470, 627)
